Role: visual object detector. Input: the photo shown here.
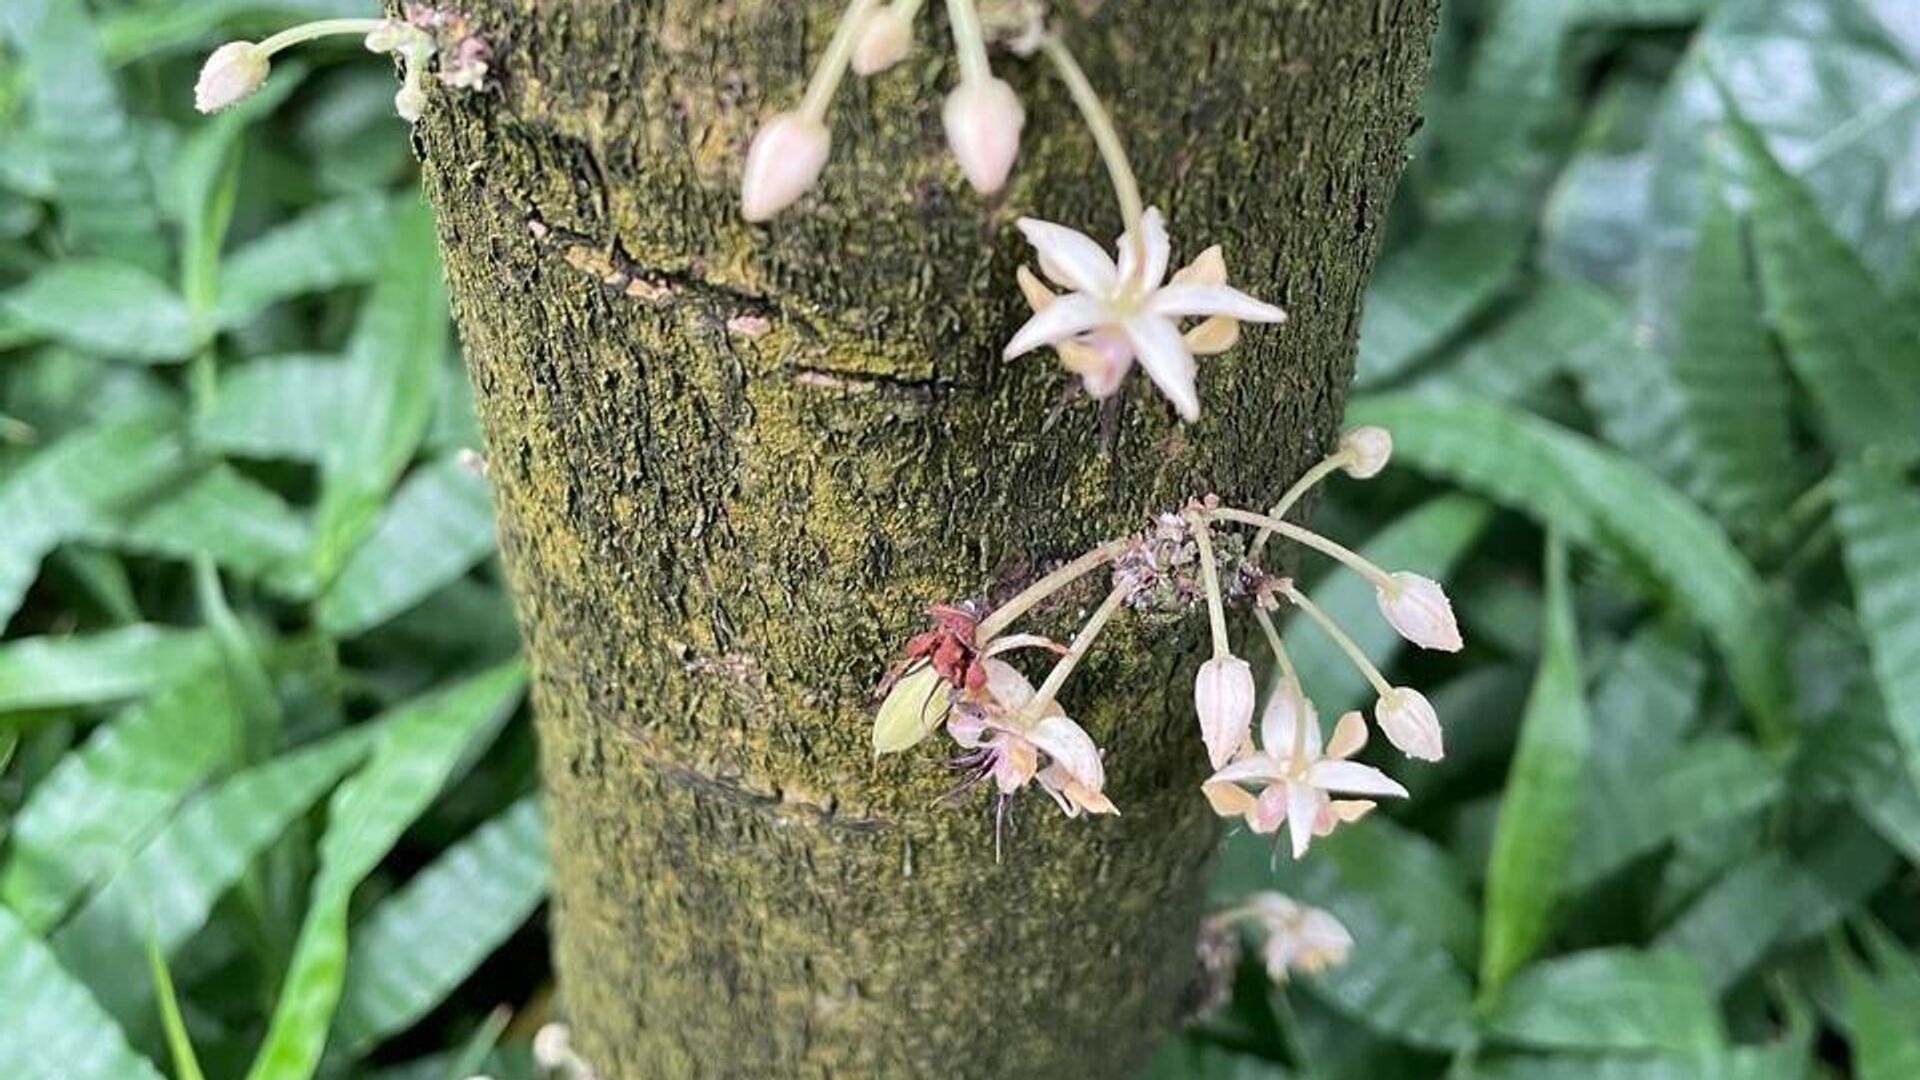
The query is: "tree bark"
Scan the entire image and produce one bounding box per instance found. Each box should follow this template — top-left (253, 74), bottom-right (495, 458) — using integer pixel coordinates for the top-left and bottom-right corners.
top-left (413, 1), bottom-right (1436, 1076)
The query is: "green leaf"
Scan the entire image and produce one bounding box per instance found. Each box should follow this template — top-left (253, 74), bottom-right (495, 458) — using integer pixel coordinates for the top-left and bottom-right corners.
top-left (216, 196), bottom-right (400, 327)
top-left (195, 354), bottom-right (345, 463)
top-left (84, 464), bottom-right (310, 588)
top-left (1669, 190), bottom-right (1798, 534)
top-left (1470, 1043), bottom-right (1812, 1080)
top-left (1587, 626), bottom-right (1705, 771)
top-left (1316, 817), bottom-right (1479, 967)
top-left (0, 414), bottom-right (187, 629)
top-left (309, 203), bottom-right (447, 587)
top-left (1420, 278), bottom-right (1608, 402)
top-left (1568, 736), bottom-right (1781, 892)
top-left (147, 937), bottom-right (208, 1080)
top-left (1833, 459), bottom-right (1920, 799)
top-left (243, 663), bottom-right (526, 1080)
top-left (1842, 942), bottom-right (1920, 1080)
top-left (0, 671), bottom-right (239, 931)
top-left (336, 796), bottom-right (547, 1052)
top-left (1347, 392), bottom-right (1786, 741)
top-left (1547, 278), bottom-right (1697, 489)
top-left (97, 0), bottom-right (358, 65)
top-left (1140, 1037), bottom-right (1296, 1079)
top-left (1286, 494), bottom-right (1493, 717)
top-left (52, 726), bottom-right (375, 1028)
top-left (0, 0), bottom-right (164, 271)
top-left (0, 260), bottom-right (194, 361)
top-left (317, 457), bottom-right (496, 635)
top-left (1481, 535), bottom-right (1589, 994)
top-left (1356, 221), bottom-right (1528, 387)
top-left (0, 905), bottom-right (164, 1080)
top-left (1723, 96), bottom-right (1920, 461)
top-left (1485, 949), bottom-right (1721, 1055)
top-left (0, 625), bottom-right (214, 713)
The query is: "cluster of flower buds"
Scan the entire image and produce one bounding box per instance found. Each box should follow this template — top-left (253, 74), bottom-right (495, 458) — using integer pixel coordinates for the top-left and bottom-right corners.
top-left (195, 6), bottom-right (489, 121)
top-left (872, 426), bottom-right (1463, 861)
top-left (741, 1), bottom-right (1288, 421)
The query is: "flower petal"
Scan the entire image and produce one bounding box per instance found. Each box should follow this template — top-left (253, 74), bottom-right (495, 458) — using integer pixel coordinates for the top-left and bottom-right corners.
top-left (1260, 680), bottom-right (1320, 762)
top-left (1003, 293), bottom-right (1115, 359)
top-left (1203, 779), bottom-right (1257, 818)
top-left (1325, 710), bottom-right (1368, 760)
top-left (1307, 759), bottom-right (1409, 799)
top-left (1116, 206), bottom-right (1171, 291)
top-left (1147, 282), bottom-right (1287, 324)
top-left (1027, 714), bottom-right (1104, 789)
top-left (1286, 782), bottom-right (1324, 859)
top-left (1017, 217), bottom-right (1119, 294)
top-left (1121, 314), bottom-right (1200, 421)
top-left (1170, 244), bottom-right (1227, 287)
top-left (1015, 265), bottom-right (1057, 314)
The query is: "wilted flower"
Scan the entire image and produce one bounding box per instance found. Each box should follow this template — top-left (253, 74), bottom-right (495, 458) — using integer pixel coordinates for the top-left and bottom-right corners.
top-left (950, 660), bottom-right (1114, 817)
top-left (1375, 686), bottom-right (1443, 761)
top-left (1244, 893), bottom-right (1353, 980)
top-left (1375, 572), bottom-right (1462, 652)
top-left (1003, 209), bottom-right (1286, 420)
top-left (741, 113), bottom-right (833, 222)
top-left (1194, 655), bottom-right (1255, 768)
top-left (1339, 425), bottom-right (1392, 479)
top-left (1203, 690), bottom-right (1405, 857)
top-left (194, 42), bottom-right (270, 112)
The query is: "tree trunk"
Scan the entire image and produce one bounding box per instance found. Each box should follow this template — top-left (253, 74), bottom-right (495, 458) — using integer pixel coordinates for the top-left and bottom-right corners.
top-left (413, 1), bottom-right (1436, 1075)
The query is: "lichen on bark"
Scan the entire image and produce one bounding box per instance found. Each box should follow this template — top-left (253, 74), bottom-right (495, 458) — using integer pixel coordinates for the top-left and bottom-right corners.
top-left (411, 1), bottom-right (1438, 1075)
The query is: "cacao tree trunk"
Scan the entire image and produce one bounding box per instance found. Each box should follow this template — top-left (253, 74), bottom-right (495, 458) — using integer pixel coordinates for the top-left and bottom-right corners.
top-left (413, 1), bottom-right (1437, 1075)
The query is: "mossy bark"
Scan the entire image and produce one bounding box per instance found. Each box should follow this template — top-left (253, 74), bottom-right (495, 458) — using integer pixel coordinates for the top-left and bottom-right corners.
top-left (413, 1), bottom-right (1436, 1076)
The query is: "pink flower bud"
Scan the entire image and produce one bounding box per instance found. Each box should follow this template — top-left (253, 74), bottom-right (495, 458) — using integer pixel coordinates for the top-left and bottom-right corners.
top-left (1194, 656), bottom-right (1256, 768)
top-left (942, 77), bottom-right (1025, 195)
top-left (1339, 425), bottom-right (1392, 479)
top-left (741, 113), bottom-right (832, 222)
top-left (1376, 572), bottom-right (1462, 652)
top-left (195, 41), bottom-right (270, 114)
top-left (1375, 686), bottom-right (1443, 761)
top-left (852, 8), bottom-right (914, 76)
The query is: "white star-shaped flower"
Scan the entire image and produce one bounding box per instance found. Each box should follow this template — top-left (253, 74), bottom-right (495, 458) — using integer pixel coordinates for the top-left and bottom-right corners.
top-left (1003, 208), bottom-right (1287, 421)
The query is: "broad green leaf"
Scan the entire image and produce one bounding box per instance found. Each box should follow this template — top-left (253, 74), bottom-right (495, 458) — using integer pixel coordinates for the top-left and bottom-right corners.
top-left (1316, 817), bottom-right (1479, 966)
top-left (1587, 626), bottom-right (1704, 771)
top-left (1356, 221), bottom-right (1528, 386)
top-left (147, 938), bottom-right (207, 1080)
top-left (1843, 943), bottom-right (1920, 1080)
top-left (196, 354), bottom-right (345, 463)
top-left (1421, 278), bottom-right (1607, 402)
top-left (1659, 816), bottom-right (1896, 990)
top-left (1139, 1038), bottom-right (1295, 1079)
top-left (52, 726), bottom-right (374, 1028)
top-left (336, 796), bottom-right (547, 1052)
top-left (0, 671), bottom-right (238, 931)
top-left (1833, 460), bottom-right (1920, 799)
top-left (216, 195), bottom-right (399, 327)
top-left (1286, 494), bottom-right (1492, 717)
top-left (1347, 393), bottom-right (1786, 741)
top-left (0, 260), bottom-right (194, 361)
top-left (243, 663), bottom-right (526, 1080)
top-left (1485, 949), bottom-right (1720, 1054)
top-left (1470, 1044), bottom-right (1812, 1080)
top-left (0, 625), bottom-right (213, 713)
top-left (1481, 535), bottom-right (1589, 994)
top-left (83, 464), bottom-right (310, 587)
top-left (310, 203), bottom-right (446, 587)
top-left (1723, 98), bottom-right (1920, 460)
top-left (1212, 830), bottom-right (1477, 1051)
top-left (0, 0), bottom-right (164, 271)
top-left (1568, 736), bottom-right (1780, 891)
top-left (98, 0), bottom-right (358, 65)
top-left (0, 413), bottom-right (187, 628)
top-left (1669, 191), bottom-right (1798, 534)
top-left (1547, 278), bottom-right (1697, 489)
top-left (0, 905), bottom-right (164, 1080)
top-left (317, 457), bottom-right (496, 635)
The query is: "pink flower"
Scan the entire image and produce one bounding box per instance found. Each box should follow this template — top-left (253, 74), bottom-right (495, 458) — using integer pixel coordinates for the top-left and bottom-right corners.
top-left (1003, 209), bottom-right (1286, 420)
top-left (1202, 689), bottom-right (1405, 858)
top-left (950, 660), bottom-right (1115, 818)
top-left (1245, 893), bottom-right (1353, 980)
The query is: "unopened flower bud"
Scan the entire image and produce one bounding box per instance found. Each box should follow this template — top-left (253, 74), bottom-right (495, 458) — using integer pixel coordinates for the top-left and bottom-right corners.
top-left (1376, 572), bottom-right (1462, 652)
top-left (1340, 425), bottom-right (1392, 479)
top-left (872, 665), bottom-right (952, 755)
top-left (195, 42), bottom-right (270, 113)
top-left (741, 112), bottom-right (832, 222)
top-left (1375, 686), bottom-right (1443, 761)
top-left (942, 77), bottom-right (1024, 195)
top-left (1194, 655), bottom-right (1256, 768)
top-left (852, 8), bottom-right (914, 75)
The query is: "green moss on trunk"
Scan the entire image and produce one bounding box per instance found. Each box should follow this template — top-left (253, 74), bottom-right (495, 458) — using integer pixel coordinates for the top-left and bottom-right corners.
top-left (413, 1), bottom-right (1437, 1075)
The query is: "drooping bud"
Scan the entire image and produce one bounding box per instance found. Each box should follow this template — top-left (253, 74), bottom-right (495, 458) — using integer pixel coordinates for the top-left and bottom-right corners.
top-left (1375, 686), bottom-right (1443, 761)
top-left (872, 665), bottom-right (952, 754)
top-left (741, 112), bottom-right (833, 222)
top-left (195, 42), bottom-right (270, 113)
top-left (942, 77), bottom-right (1025, 195)
top-left (1339, 425), bottom-right (1393, 479)
top-left (852, 8), bottom-right (914, 75)
top-left (1376, 572), bottom-right (1463, 652)
top-left (1194, 655), bottom-right (1256, 768)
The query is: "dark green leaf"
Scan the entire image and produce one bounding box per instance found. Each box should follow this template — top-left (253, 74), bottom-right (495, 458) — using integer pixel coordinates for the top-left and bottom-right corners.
top-left (216, 196), bottom-right (399, 327)
top-left (1833, 459), bottom-right (1920, 799)
top-left (0, 905), bottom-right (164, 1080)
top-left (1355, 221), bottom-right (1528, 387)
top-left (0, 260), bottom-right (194, 362)
top-left (0, 625), bottom-right (214, 713)
top-left (195, 354), bottom-right (344, 463)
top-left (317, 456), bottom-right (496, 636)
top-left (1485, 948), bottom-right (1721, 1054)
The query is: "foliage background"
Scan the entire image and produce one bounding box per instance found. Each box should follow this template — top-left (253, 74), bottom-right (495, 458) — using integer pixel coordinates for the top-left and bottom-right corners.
top-left (1, 0), bottom-right (1917, 1077)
